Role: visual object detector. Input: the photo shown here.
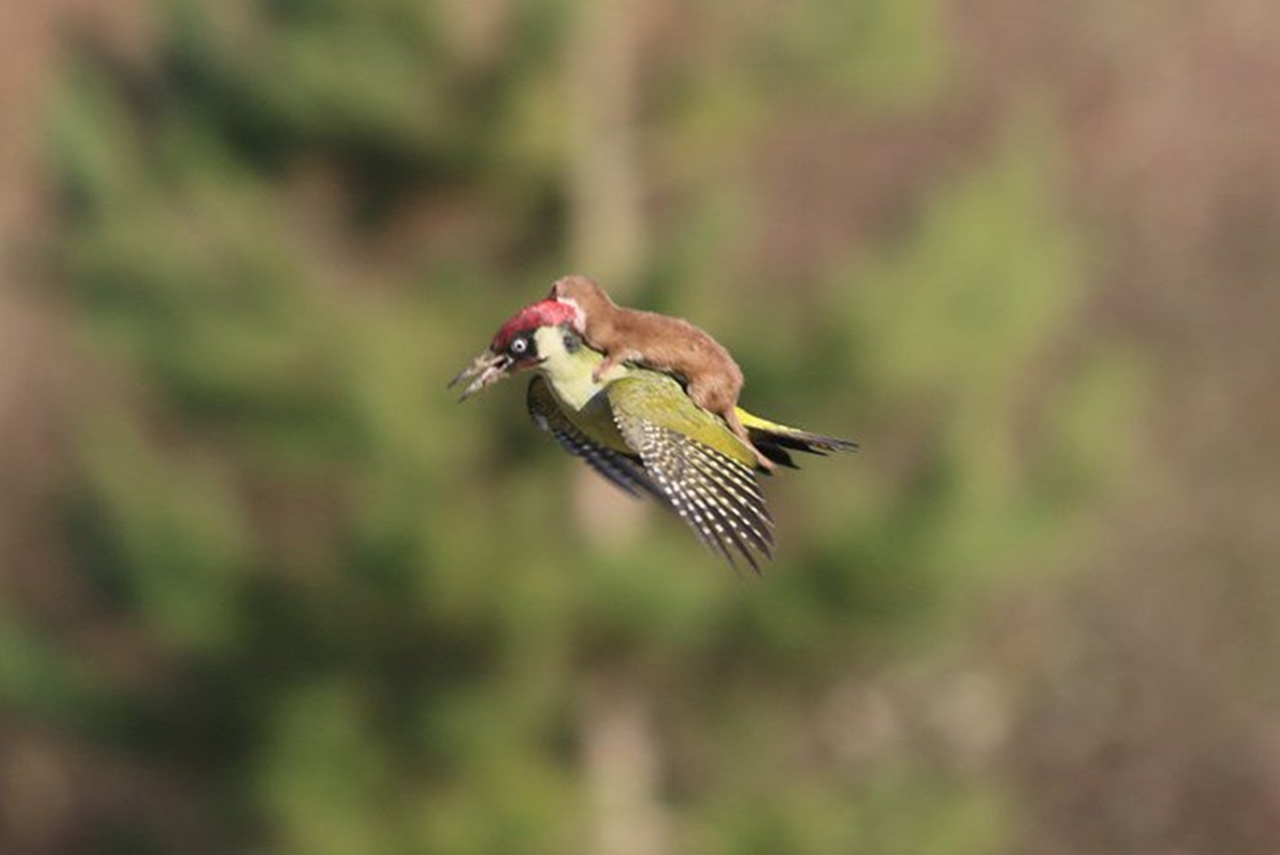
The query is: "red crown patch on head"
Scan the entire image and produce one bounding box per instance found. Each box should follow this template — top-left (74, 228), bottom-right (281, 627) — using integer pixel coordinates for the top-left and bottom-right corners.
top-left (490, 299), bottom-right (578, 352)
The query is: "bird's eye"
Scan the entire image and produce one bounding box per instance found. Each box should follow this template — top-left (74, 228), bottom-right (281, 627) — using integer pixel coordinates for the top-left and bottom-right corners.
top-left (509, 337), bottom-right (530, 356)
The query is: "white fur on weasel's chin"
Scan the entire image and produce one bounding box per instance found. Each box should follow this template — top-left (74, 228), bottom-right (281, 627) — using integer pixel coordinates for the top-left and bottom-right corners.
top-left (553, 296), bottom-right (587, 332)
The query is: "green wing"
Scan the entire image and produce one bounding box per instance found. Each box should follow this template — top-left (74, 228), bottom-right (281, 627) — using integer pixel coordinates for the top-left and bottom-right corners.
top-left (608, 376), bottom-right (775, 571)
top-left (526, 376), bottom-right (665, 501)
top-left (606, 372), bottom-right (759, 468)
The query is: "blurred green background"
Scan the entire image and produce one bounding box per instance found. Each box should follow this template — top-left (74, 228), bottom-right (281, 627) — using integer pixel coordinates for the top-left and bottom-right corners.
top-left (1, 1), bottom-right (1277, 852)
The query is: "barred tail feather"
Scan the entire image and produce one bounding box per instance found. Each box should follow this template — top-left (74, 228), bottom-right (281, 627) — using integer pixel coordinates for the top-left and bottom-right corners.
top-left (737, 409), bottom-right (858, 468)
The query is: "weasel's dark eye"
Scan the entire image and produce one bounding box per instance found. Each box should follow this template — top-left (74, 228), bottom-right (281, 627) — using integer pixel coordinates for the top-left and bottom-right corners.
top-left (509, 336), bottom-right (531, 356)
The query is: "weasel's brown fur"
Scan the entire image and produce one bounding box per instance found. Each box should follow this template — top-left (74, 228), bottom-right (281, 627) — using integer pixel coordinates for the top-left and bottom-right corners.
top-left (549, 274), bottom-right (774, 471)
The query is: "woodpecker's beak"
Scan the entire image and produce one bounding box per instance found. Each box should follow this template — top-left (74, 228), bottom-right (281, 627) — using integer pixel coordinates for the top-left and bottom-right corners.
top-left (449, 348), bottom-right (514, 400)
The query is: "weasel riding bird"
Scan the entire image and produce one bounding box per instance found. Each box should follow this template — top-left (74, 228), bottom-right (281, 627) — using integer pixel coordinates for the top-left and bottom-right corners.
top-left (450, 283), bottom-right (856, 570)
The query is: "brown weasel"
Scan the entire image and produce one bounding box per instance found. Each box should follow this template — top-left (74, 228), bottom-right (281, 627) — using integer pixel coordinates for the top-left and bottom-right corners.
top-left (548, 274), bottom-right (775, 471)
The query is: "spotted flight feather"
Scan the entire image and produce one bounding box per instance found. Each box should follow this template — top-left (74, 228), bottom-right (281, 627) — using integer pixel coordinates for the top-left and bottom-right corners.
top-left (613, 417), bottom-right (775, 571)
top-left (526, 377), bottom-right (665, 502)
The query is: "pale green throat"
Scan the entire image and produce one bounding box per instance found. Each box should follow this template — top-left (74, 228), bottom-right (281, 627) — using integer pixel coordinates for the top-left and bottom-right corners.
top-left (531, 325), bottom-right (628, 411)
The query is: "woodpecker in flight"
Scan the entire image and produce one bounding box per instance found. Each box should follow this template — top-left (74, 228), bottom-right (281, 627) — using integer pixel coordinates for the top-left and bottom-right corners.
top-left (547, 275), bottom-right (773, 470)
top-left (450, 297), bottom-right (856, 570)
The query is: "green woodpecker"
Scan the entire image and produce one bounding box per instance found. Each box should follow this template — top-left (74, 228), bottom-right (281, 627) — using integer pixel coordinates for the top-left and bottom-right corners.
top-left (547, 275), bottom-right (773, 470)
top-left (450, 299), bottom-right (856, 570)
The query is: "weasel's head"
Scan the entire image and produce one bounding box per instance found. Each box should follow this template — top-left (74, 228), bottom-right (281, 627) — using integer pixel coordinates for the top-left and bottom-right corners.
top-left (548, 274), bottom-right (609, 330)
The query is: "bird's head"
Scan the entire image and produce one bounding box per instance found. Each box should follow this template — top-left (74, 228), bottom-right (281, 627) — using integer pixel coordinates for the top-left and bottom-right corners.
top-left (449, 299), bottom-right (580, 399)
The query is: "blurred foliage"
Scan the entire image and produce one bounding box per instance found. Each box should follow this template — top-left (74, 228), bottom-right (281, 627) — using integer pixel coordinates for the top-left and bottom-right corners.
top-left (27, 0), bottom-right (1133, 851)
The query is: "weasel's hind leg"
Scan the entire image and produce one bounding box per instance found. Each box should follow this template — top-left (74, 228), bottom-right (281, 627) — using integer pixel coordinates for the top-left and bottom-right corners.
top-left (723, 407), bottom-right (777, 473)
top-left (687, 379), bottom-right (776, 473)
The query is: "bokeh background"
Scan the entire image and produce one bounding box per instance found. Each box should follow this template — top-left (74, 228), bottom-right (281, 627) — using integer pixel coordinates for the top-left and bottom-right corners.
top-left (2, 1), bottom-right (1278, 852)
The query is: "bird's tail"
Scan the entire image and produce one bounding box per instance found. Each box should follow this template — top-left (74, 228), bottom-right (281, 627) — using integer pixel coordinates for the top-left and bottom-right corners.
top-left (737, 409), bottom-right (858, 469)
